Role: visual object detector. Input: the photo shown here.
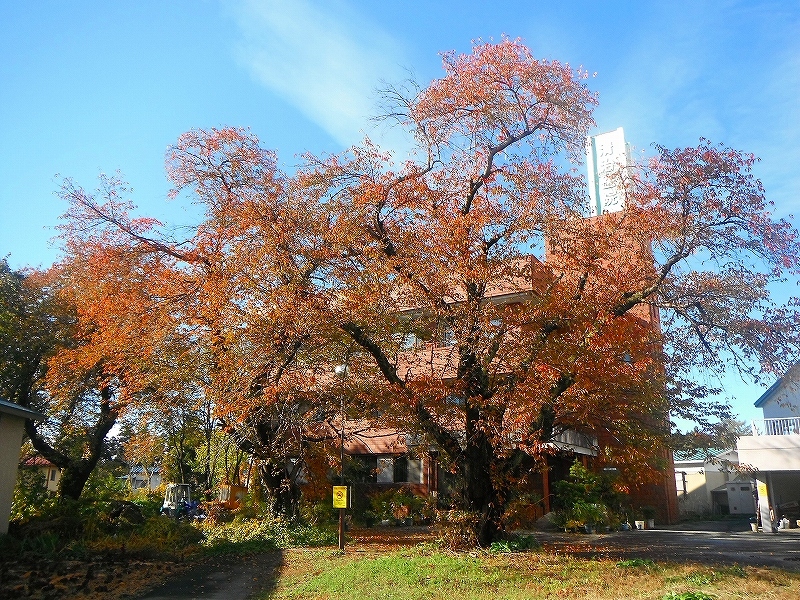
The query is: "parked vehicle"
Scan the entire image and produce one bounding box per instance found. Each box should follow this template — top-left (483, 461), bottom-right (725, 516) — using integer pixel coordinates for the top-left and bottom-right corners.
top-left (161, 483), bottom-right (203, 520)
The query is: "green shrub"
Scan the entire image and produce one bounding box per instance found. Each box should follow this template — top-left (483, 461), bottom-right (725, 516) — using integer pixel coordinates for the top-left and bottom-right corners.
top-left (553, 462), bottom-right (626, 531)
top-left (302, 499), bottom-right (338, 526)
top-left (127, 488), bottom-right (164, 518)
top-left (197, 517), bottom-right (337, 555)
top-left (10, 468), bottom-right (57, 522)
top-left (368, 487), bottom-right (425, 525)
top-left (617, 558), bottom-right (656, 569)
top-left (5, 494), bottom-right (205, 561)
top-left (83, 516), bottom-right (203, 558)
top-left (663, 593), bottom-right (715, 600)
top-left (489, 532), bottom-right (540, 553)
top-left (81, 470), bottom-right (128, 504)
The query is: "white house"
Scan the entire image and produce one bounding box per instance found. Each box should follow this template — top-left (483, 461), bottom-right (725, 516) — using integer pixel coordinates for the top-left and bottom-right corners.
top-left (736, 363), bottom-right (800, 531)
top-left (21, 456), bottom-right (61, 493)
top-left (0, 398), bottom-right (44, 534)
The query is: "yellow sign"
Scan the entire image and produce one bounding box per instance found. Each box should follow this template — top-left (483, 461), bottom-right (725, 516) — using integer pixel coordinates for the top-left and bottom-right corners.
top-left (333, 486), bottom-right (348, 509)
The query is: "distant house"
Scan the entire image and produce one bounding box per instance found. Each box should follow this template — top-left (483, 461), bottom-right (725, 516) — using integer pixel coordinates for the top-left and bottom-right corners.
top-left (674, 449), bottom-right (755, 517)
top-left (737, 363), bottom-right (800, 531)
top-left (124, 465), bottom-right (162, 491)
top-left (0, 398), bottom-right (44, 534)
top-left (21, 456), bottom-right (61, 493)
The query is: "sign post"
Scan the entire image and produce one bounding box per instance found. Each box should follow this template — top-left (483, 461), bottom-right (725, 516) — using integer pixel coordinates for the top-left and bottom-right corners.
top-left (333, 485), bottom-right (350, 550)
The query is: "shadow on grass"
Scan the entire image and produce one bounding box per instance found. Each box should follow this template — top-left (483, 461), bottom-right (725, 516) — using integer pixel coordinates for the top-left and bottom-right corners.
top-left (135, 548), bottom-right (284, 600)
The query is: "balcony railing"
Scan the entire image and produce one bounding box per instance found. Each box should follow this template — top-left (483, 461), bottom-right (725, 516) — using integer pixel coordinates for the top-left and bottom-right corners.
top-left (751, 417), bottom-right (800, 436)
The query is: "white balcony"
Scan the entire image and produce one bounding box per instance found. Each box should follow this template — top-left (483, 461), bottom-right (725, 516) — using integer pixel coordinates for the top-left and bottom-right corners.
top-left (750, 417), bottom-right (800, 436)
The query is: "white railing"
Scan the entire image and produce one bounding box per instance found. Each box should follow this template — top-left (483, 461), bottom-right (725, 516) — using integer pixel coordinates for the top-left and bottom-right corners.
top-left (751, 417), bottom-right (800, 436)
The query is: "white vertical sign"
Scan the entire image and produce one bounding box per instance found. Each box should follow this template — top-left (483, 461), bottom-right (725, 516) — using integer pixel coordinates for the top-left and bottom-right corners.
top-left (586, 127), bottom-right (630, 216)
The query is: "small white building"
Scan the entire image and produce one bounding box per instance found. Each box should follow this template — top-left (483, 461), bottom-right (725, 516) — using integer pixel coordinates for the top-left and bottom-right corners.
top-left (737, 363), bottom-right (800, 531)
top-left (21, 456), bottom-right (61, 493)
top-left (0, 398), bottom-right (44, 534)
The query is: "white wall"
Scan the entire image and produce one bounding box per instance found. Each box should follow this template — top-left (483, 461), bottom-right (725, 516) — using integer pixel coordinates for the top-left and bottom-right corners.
top-left (0, 413), bottom-right (25, 534)
top-left (762, 397), bottom-right (800, 420)
top-left (738, 435), bottom-right (800, 471)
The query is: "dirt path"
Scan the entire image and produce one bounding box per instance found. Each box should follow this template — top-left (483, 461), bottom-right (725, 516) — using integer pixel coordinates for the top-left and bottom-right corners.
top-left (132, 552), bottom-right (284, 600)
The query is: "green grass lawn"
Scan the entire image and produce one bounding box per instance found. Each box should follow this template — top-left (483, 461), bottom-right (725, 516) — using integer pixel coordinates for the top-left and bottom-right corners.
top-left (264, 544), bottom-right (800, 600)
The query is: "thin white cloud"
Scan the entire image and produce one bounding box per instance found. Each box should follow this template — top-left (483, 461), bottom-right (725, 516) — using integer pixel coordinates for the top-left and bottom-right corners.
top-left (230, 0), bottom-right (411, 151)
top-left (742, 48), bottom-right (800, 218)
top-left (593, 5), bottom-right (723, 145)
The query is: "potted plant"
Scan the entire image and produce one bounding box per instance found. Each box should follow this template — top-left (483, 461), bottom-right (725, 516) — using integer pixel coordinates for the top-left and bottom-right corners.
top-left (572, 501), bottom-right (604, 533)
top-left (640, 505), bottom-right (656, 529)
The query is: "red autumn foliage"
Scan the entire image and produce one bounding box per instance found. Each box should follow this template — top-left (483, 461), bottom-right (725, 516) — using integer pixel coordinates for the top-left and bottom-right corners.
top-left (50, 39), bottom-right (800, 543)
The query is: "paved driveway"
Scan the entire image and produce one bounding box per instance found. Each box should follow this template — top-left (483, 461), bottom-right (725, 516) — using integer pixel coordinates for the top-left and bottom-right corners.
top-left (533, 528), bottom-right (800, 571)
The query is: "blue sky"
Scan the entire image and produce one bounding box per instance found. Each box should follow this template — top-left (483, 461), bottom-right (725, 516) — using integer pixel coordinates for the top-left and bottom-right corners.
top-left (1, 0), bottom-right (798, 422)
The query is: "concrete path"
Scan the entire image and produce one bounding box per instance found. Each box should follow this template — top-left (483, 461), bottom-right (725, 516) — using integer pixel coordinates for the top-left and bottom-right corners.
top-left (533, 527), bottom-right (800, 571)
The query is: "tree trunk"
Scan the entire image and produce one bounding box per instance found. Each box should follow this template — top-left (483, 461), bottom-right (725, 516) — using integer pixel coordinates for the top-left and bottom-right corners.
top-left (24, 385), bottom-right (118, 500)
top-left (57, 459), bottom-right (101, 500)
top-left (462, 430), bottom-right (502, 546)
top-left (259, 460), bottom-right (300, 520)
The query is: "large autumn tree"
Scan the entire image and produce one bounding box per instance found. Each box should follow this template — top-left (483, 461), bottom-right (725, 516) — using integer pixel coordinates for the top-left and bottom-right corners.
top-left (307, 41), bottom-right (798, 543)
top-left (55, 40), bottom-right (800, 543)
top-left (56, 138), bottom-right (343, 514)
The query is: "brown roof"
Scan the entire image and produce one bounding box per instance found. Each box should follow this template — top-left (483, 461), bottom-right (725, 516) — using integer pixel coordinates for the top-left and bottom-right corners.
top-left (22, 456), bottom-right (56, 468)
top-left (345, 428), bottom-right (409, 455)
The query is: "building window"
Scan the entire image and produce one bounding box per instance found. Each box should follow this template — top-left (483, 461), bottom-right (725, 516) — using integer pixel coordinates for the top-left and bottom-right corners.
top-left (376, 457), bottom-right (394, 483)
top-left (392, 456), bottom-right (423, 483)
top-left (437, 324), bottom-right (455, 347)
top-left (394, 456), bottom-right (408, 483)
top-left (396, 332), bottom-right (422, 350)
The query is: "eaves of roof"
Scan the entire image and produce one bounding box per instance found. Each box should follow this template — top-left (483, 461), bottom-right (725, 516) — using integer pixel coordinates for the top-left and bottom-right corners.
top-left (754, 378), bottom-right (783, 408)
top-left (755, 362), bottom-right (800, 408)
top-left (0, 398), bottom-right (44, 420)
